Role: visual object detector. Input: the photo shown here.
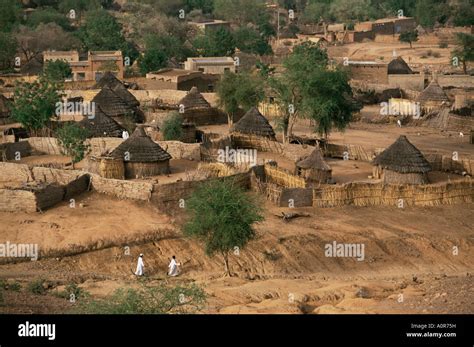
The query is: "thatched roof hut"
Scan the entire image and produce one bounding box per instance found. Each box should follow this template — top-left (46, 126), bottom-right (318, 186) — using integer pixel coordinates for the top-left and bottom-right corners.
top-left (176, 86), bottom-right (222, 125)
top-left (230, 107), bottom-right (276, 139)
top-left (94, 72), bottom-right (139, 108)
top-left (110, 126), bottom-right (172, 178)
top-left (295, 148), bottom-right (332, 184)
top-left (0, 94), bottom-right (12, 124)
top-left (372, 135), bottom-right (431, 184)
top-left (388, 57), bottom-right (413, 74)
top-left (79, 106), bottom-right (126, 138)
top-left (92, 86), bottom-right (143, 123)
top-left (417, 80), bottom-right (449, 111)
top-left (179, 86), bottom-right (211, 109)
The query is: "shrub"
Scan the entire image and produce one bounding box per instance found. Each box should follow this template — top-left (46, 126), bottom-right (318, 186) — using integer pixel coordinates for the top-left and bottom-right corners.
top-left (28, 279), bottom-right (46, 295)
top-left (439, 42), bottom-right (448, 48)
top-left (161, 112), bottom-right (183, 141)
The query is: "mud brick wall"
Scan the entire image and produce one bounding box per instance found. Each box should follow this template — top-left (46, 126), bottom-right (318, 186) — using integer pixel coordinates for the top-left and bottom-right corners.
top-left (87, 138), bottom-right (124, 157)
top-left (279, 188), bottom-right (314, 207)
top-left (27, 137), bottom-right (62, 155)
top-left (0, 189), bottom-right (37, 212)
top-left (158, 141), bottom-right (201, 160)
top-left (89, 174), bottom-right (153, 201)
top-left (0, 162), bottom-right (34, 184)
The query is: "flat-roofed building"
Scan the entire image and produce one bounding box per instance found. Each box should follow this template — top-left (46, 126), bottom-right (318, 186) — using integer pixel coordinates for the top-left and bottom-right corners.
top-left (184, 57), bottom-right (236, 74)
top-left (188, 20), bottom-right (231, 34)
top-left (146, 68), bottom-right (219, 92)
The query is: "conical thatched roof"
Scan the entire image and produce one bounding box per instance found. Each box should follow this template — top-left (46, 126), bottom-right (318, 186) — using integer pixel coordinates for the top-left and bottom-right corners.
top-left (0, 94), bottom-right (11, 118)
top-left (79, 106), bottom-right (125, 138)
top-left (373, 135), bottom-right (431, 173)
top-left (92, 86), bottom-right (137, 118)
top-left (296, 148), bottom-right (331, 171)
top-left (178, 87), bottom-right (211, 109)
top-left (110, 126), bottom-right (171, 162)
top-left (94, 72), bottom-right (139, 107)
top-left (230, 107), bottom-right (276, 138)
top-left (417, 80), bottom-right (449, 102)
top-left (388, 57), bottom-right (413, 74)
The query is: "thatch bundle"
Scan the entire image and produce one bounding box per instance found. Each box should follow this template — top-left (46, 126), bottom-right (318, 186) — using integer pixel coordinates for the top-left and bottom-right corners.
top-left (373, 135), bottom-right (431, 184)
top-left (230, 107), bottom-right (276, 139)
top-left (110, 126), bottom-right (171, 178)
top-left (79, 106), bottom-right (126, 138)
top-left (388, 56), bottom-right (413, 75)
top-left (264, 164), bottom-right (306, 188)
top-left (295, 148), bottom-right (332, 183)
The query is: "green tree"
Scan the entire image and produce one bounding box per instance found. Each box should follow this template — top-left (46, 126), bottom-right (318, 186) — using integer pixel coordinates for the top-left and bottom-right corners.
top-left (138, 37), bottom-right (169, 74)
top-left (399, 30), bottom-right (418, 48)
top-left (234, 27), bottom-right (273, 56)
top-left (415, 0), bottom-right (446, 27)
top-left (26, 8), bottom-right (72, 31)
top-left (56, 123), bottom-right (90, 167)
top-left (184, 0), bottom-right (214, 14)
top-left (216, 72), bottom-right (265, 126)
top-left (452, 33), bottom-right (474, 74)
top-left (79, 10), bottom-right (126, 51)
top-left (193, 27), bottom-right (235, 57)
top-left (183, 179), bottom-right (264, 276)
top-left (0, 0), bottom-right (20, 33)
top-left (43, 60), bottom-right (72, 82)
top-left (161, 112), bottom-right (183, 141)
top-left (11, 77), bottom-right (63, 135)
top-left (0, 32), bottom-right (17, 71)
top-left (270, 41), bottom-right (359, 141)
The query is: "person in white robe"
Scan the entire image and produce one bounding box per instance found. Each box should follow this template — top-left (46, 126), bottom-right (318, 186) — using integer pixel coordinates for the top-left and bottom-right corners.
top-left (135, 254), bottom-right (144, 276)
top-left (168, 256), bottom-right (180, 277)
top-left (122, 130), bottom-right (129, 139)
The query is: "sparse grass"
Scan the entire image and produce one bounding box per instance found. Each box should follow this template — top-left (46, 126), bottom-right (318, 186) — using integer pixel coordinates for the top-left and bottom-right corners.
top-left (439, 42), bottom-right (448, 48)
top-left (53, 283), bottom-right (88, 301)
top-left (76, 283), bottom-right (206, 314)
top-left (0, 280), bottom-right (22, 292)
top-left (28, 279), bottom-right (46, 295)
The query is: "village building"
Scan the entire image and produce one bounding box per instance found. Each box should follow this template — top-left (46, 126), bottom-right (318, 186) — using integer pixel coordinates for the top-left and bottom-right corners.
top-left (184, 57), bottom-right (236, 74)
top-left (188, 20), bottom-right (231, 34)
top-left (417, 80), bottom-right (450, 112)
top-left (79, 106), bottom-right (126, 138)
top-left (230, 107), bottom-right (276, 140)
top-left (110, 126), bottom-right (172, 179)
top-left (372, 135), bottom-right (431, 184)
top-left (43, 50), bottom-right (124, 81)
top-left (388, 56), bottom-right (413, 75)
top-left (177, 86), bottom-right (221, 125)
top-left (355, 17), bottom-right (416, 35)
top-left (347, 60), bottom-right (389, 84)
top-left (146, 68), bottom-right (219, 92)
top-left (295, 148), bottom-right (332, 185)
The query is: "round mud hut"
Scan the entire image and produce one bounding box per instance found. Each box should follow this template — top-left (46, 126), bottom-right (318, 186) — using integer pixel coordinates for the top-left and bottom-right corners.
top-left (230, 107), bottom-right (276, 140)
top-left (372, 135), bottom-right (431, 184)
top-left (110, 126), bottom-right (172, 179)
top-left (417, 80), bottom-right (449, 112)
top-left (79, 106), bottom-right (126, 138)
top-left (94, 71), bottom-right (140, 108)
top-left (177, 86), bottom-right (220, 125)
top-left (295, 148), bottom-right (332, 184)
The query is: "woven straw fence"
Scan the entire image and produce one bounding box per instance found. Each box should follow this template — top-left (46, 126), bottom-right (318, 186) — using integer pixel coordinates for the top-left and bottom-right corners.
top-left (264, 164), bottom-right (306, 188)
top-left (231, 134), bottom-right (284, 153)
top-left (314, 179), bottom-right (474, 208)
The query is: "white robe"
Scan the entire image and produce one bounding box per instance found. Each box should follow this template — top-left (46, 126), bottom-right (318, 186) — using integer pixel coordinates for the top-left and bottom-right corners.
top-left (135, 256), bottom-right (144, 276)
top-left (122, 131), bottom-right (129, 139)
top-left (168, 259), bottom-right (179, 276)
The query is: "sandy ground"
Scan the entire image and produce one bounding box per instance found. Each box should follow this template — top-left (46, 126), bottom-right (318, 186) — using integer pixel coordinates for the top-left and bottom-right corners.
top-left (0, 193), bottom-right (472, 314)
